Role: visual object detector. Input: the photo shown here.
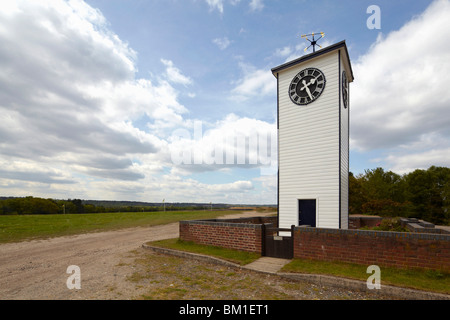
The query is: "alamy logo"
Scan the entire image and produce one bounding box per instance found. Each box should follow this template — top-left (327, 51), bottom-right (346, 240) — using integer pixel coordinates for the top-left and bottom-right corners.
top-left (170, 120), bottom-right (277, 175)
top-left (66, 265), bottom-right (81, 290)
top-left (366, 265), bottom-right (381, 289)
top-left (367, 5), bottom-right (381, 30)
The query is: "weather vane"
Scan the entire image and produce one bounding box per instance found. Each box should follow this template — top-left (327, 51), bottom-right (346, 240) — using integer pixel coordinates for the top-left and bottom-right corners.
top-left (301, 32), bottom-right (325, 53)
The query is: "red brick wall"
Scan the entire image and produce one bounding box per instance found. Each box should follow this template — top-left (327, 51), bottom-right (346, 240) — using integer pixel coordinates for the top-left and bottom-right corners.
top-left (179, 218), bottom-right (450, 272)
top-left (294, 227), bottom-right (450, 272)
top-left (179, 220), bottom-right (265, 253)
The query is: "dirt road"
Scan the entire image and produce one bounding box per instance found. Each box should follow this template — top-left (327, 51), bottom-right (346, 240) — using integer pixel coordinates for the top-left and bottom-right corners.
top-left (0, 211), bottom-right (269, 300)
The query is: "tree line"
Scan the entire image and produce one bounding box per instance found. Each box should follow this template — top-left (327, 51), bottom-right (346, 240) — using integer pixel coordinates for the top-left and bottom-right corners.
top-left (1, 166), bottom-right (449, 225)
top-left (0, 197), bottom-right (212, 215)
top-left (350, 166), bottom-right (449, 225)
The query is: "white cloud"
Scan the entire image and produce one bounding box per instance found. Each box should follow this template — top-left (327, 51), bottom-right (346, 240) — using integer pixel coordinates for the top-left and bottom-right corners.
top-left (382, 132), bottom-right (450, 174)
top-left (249, 0), bottom-right (264, 11)
top-left (350, 0), bottom-right (450, 172)
top-left (252, 174), bottom-right (277, 203)
top-left (0, 159), bottom-right (75, 185)
top-left (205, 0), bottom-right (224, 13)
top-left (0, 1), bottom-right (185, 194)
top-left (140, 170), bottom-right (256, 203)
top-left (230, 62), bottom-right (276, 101)
top-left (274, 46), bottom-right (292, 58)
top-left (160, 59), bottom-right (193, 86)
top-left (0, 0), bottom-right (276, 203)
top-left (203, 0), bottom-right (263, 14)
top-left (386, 148), bottom-right (450, 175)
top-left (212, 37), bottom-right (232, 50)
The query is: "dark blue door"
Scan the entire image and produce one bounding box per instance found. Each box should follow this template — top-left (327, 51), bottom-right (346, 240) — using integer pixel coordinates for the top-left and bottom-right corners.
top-left (299, 199), bottom-right (316, 227)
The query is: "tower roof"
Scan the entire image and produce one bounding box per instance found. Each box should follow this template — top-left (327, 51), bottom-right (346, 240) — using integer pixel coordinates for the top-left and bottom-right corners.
top-left (271, 40), bottom-right (354, 82)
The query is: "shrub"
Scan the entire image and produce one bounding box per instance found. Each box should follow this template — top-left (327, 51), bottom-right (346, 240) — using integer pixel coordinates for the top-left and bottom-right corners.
top-left (372, 217), bottom-right (409, 232)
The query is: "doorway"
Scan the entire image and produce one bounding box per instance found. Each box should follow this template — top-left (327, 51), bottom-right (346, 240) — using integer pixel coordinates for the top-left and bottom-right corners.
top-left (298, 199), bottom-right (316, 227)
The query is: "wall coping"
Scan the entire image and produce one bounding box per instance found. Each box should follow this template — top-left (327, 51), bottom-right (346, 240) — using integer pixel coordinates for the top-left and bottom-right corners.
top-left (180, 219), bottom-right (265, 229)
top-left (295, 226), bottom-right (450, 241)
top-left (181, 219), bottom-right (450, 241)
top-left (349, 216), bottom-right (382, 220)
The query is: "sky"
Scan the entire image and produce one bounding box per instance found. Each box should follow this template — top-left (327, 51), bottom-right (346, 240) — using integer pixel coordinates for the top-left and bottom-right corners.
top-left (1, 0), bottom-right (449, 204)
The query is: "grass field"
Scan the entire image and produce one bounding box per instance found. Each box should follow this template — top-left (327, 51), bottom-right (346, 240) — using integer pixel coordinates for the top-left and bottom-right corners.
top-left (0, 209), bottom-right (239, 244)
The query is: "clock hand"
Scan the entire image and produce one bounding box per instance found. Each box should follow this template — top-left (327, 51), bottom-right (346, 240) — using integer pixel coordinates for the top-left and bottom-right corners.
top-left (301, 79), bottom-right (313, 100)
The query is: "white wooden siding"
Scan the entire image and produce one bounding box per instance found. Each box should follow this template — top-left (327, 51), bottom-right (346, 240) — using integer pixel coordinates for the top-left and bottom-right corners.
top-left (340, 52), bottom-right (350, 229)
top-left (278, 50), bottom-right (341, 229)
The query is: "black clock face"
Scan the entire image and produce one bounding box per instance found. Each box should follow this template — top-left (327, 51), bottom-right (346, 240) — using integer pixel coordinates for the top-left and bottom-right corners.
top-left (289, 68), bottom-right (326, 105)
top-left (342, 71), bottom-right (348, 108)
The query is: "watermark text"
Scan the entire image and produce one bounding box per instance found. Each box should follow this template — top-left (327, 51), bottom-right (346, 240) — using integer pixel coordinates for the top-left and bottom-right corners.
top-left (66, 265), bottom-right (81, 290)
top-left (366, 265), bottom-right (381, 289)
top-left (367, 5), bottom-right (381, 29)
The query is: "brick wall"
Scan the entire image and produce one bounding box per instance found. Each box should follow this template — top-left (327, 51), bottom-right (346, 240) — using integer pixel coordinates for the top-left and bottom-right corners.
top-left (294, 227), bottom-right (450, 272)
top-left (179, 219), bottom-right (268, 253)
top-left (179, 217), bottom-right (450, 272)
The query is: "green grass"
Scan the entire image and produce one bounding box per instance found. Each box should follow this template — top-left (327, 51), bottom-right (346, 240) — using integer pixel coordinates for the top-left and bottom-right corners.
top-left (282, 258), bottom-right (450, 294)
top-left (148, 238), bottom-right (261, 265)
top-left (148, 239), bottom-right (449, 294)
top-left (0, 210), bottom-right (239, 244)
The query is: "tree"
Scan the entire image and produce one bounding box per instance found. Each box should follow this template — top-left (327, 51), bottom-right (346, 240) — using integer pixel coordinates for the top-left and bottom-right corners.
top-left (349, 172), bottom-right (366, 215)
top-left (71, 199), bottom-right (85, 214)
top-left (361, 167), bottom-right (405, 202)
top-left (0, 197), bottom-right (59, 215)
top-left (354, 168), bottom-right (409, 217)
top-left (361, 199), bottom-right (412, 217)
top-left (84, 204), bottom-right (96, 213)
top-left (404, 166), bottom-right (450, 224)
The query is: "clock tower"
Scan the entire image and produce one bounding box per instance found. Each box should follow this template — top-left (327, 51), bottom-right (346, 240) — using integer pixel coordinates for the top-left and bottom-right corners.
top-left (271, 40), bottom-right (353, 229)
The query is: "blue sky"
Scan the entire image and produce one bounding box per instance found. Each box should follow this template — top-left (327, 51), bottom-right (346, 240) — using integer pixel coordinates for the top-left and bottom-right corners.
top-left (1, 0), bottom-right (449, 204)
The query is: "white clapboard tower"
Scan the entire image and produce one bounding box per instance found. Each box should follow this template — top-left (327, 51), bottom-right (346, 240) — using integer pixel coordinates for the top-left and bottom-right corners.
top-left (271, 40), bottom-right (353, 229)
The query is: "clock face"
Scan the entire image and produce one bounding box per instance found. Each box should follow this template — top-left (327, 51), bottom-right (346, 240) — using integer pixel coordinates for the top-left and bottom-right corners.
top-left (342, 71), bottom-right (348, 108)
top-left (289, 67), bottom-right (326, 105)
